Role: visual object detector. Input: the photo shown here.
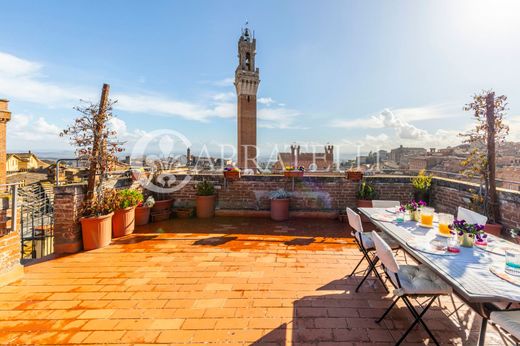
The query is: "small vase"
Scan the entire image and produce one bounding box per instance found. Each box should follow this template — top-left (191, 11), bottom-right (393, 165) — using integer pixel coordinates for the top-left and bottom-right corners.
top-left (412, 210), bottom-right (421, 222)
top-left (460, 233), bottom-right (474, 248)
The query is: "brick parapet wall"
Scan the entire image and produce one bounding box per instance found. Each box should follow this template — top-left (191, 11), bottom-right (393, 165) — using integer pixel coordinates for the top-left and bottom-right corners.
top-left (53, 184), bottom-right (85, 254)
top-left (431, 177), bottom-right (520, 230)
top-left (0, 194), bottom-right (23, 286)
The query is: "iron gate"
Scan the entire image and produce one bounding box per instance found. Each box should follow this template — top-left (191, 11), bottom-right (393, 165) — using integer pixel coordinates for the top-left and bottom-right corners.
top-left (19, 182), bottom-right (54, 262)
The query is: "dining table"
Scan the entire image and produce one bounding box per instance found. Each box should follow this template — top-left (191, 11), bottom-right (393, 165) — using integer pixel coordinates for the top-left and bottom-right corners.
top-left (359, 207), bottom-right (520, 346)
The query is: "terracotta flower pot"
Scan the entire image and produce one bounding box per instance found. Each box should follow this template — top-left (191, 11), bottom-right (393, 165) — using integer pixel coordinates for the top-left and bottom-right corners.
top-left (271, 199), bottom-right (290, 221)
top-left (224, 171), bottom-right (240, 181)
top-left (484, 223), bottom-right (502, 237)
top-left (356, 200), bottom-right (372, 222)
top-left (174, 208), bottom-right (193, 218)
top-left (151, 199), bottom-right (173, 213)
top-left (80, 212), bottom-right (113, 251)
top-left (135, 206), bottom-right (151, 226)
top-left (112, 206), bottom-right (136, 238)
top-left (284, 171), bottom-right (304, 178)
top-left (196, 195), bottom-right (216, 218)
top-left (347, 171), bottom-right (364, 181)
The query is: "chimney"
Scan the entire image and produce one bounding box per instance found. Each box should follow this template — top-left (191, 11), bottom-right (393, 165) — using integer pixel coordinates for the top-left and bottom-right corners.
top-left (0, 100), bottom-right (11, 185)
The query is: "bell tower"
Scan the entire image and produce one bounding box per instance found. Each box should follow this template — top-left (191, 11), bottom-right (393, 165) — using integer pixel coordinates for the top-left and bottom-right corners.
top-left (235, 25), bottom-right (260, 170)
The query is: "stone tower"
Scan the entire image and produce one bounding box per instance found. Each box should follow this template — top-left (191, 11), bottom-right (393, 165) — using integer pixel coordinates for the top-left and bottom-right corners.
top-left (0, 100), bottom-right (11, 185)
top-left (234, 25), bottom-right (260, 170)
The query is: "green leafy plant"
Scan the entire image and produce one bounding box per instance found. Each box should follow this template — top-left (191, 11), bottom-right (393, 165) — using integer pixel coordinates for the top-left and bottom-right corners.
top-left (116, 189), bottom-right (143, 209)
top-left (196, 180), bottom-right (215, 196)
top-left (356, 181), bottom-right (377, 200)
top-left (139, 196), bottom-right (155, 208)
top-left (411, 169), bottom-right (432, 192)
top-left (269, 189), bottom-right (291, 200)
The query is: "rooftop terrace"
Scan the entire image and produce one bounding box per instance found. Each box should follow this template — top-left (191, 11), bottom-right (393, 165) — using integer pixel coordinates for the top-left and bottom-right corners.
top-left (0, 217), bottom-right (510, 345)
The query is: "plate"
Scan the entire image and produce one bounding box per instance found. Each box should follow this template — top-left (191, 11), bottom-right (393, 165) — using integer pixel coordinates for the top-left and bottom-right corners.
top-left (418, 223), bottom-right (434, 229)
top-left (407, 240), bottom-right (456, 256)
top-left (475, 236), bottom-right (520, 256)
top-left (436, 232), bottom-right (452, 238)
top-left (490, 265), bottom-right (520, 286)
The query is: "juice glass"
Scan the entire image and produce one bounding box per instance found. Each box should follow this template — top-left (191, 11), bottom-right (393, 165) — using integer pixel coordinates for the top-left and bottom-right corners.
top-left (420, 207), bottom-right (435, 226)
top-left (438, 213), bottom-right (454, 236)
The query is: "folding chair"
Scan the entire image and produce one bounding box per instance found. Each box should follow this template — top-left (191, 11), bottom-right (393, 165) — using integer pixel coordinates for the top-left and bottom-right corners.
top-left (346, 208), bottom-right (399, 293)
top-left (457, 206), bottom-right (487, 224)
top-left (372, 200), bottom-right (400, 208)
top-left (372, 231), bottom-right (452, 346)
top-left (488, 309), bottom-right (520, 345)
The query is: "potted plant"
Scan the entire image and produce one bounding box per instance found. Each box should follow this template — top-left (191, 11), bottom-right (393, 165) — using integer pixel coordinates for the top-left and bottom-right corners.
top-left (346, 168), bottom-right (364, 181)
top-left (60, 83), bottom-right (123, 250)
top-left (196, 180), bottom-right (216, 218)
top-left (79, 189), bottom-right (117, 250)
top-left (400, 200), bottom-right (427, 222)
top-left (451, 219), bottom-right (486, 248)
top-left (284, 165), bottom-right (304, 177)
top-left (136, 196), bottom-right (155, 226)
top-left (270, 189), bottom-right (290, 221)
top-left (112, 189), bottom-right (142, 238)
top-left (411, 169), bottom-right (432, 204)
top-left (223, 166), bottom-right (241, 180)
top-left (174, 207), bottom-right (194, 218)
top-left (510, 229), bottom-right (520, 244)
top-left (356, 180), bottom-right (376, 208)
top-left (461, 91), bottom-right (510, 236)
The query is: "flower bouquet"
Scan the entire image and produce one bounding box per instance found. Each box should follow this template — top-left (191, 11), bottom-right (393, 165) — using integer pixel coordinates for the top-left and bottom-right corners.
top-left (223, 166), bottom-right (241, 180)
top-left (399, 200), bottom-right (427, 222)
top-left (284, 165), bottom-right (305, 177)
top-left (451, 219), bottom-right (486, 248)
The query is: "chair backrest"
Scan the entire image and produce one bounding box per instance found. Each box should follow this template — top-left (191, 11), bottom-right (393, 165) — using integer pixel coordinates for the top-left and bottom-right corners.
top-left (457, 206), bottom-right (487, 225)
top-left (346, 207), bottom-right (364, 233)
top-left (372, 231), bottom-right (399, 274)
top-left (372, 200), bottom-right (400, 208)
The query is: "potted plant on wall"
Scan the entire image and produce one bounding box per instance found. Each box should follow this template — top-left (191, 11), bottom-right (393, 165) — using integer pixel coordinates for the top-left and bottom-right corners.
top-left (460, 91), bottom-right (509, 236)
top-left (346, 167), bottom-right (364, 181)
top-left (196, 180), bottom-right (216, 218)
top-left (411, 169), bottom-right (432, 204)
top-left (112, 189), bottom-right (142, 238)
top-left (223, 166), bottom-right (241, 180)
top-left (270, 189), bottom-right (290, 221)
top-left (284, 165), bottom-right (304, 177)
top-left (136, 196), bottom-right (155, 226)
top-left (60, 83), bottom-right (123, 250)
top-left (356, 180), bottom-right (376, 208)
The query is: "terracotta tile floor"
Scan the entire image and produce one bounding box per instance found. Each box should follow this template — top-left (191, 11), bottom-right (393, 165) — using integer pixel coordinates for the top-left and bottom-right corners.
top-left (0, 217), bottom-right (508, 345)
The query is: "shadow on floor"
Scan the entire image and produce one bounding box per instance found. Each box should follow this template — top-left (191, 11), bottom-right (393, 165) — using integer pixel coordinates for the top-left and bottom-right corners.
top-left (193, 236), bottom-right (238, 246)
top-left (111, 234), bottom-right (158, 244)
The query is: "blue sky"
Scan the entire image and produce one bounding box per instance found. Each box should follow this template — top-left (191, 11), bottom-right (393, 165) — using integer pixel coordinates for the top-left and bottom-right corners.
top-left (1, 0), bottom-right (520, 158)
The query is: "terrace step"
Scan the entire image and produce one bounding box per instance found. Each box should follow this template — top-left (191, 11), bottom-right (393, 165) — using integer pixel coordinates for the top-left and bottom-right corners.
top-left (215, 209), bottom-right (338, 219)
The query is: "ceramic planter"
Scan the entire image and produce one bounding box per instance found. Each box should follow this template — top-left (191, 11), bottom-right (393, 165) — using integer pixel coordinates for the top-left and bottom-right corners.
top-left (223, 171), bottom-right (240, 181)
top-left (414, 190), bottom-right (430, 204)
top-left (411, 210), bottom-right (421, 222)
top-left (151, 199), bottom-right (173, 213)
top-left (80, 212), bottom-right (113, 250)
top-left (175, 208), bottom-right (193, 218)
top-left (196, 195), bottom-right (216, 218)
top-left (347, 171), bottom-right (364, 181)
top-left (356, 200), bottom-right (373, 208)
top-left (460, 233), bottom-right (474, 248)
top-left (135, 206), bottom-right (151, 226)
top-left (284, 171), bottom-right (304, 178)
top-left (271, 199), bottom-right (290, 221)
top-left (151, 211), bottom-right (171, 222)
top-left (112, 206), bottom-right (136, 238)
top-left (484, 223), bottom-right (502, 237)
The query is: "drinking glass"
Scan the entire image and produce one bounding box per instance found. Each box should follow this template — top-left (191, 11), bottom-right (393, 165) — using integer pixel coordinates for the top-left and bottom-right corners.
top-left (438, 213), bottom-right (454, 236)
top-left (396, 211), bottom-right (405, 223)
top-left (447, 236), bottom-right (460, 253)
top-left (505, 249), bottom-right (520, 276)
top-left (420, 207), bottom-right (435, 226)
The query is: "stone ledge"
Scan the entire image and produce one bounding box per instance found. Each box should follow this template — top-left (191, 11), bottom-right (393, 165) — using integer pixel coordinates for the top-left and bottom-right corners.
top-left (0, 264), bottom-right (23, 287)
top-left (215, 209), bottom-right (338, 219)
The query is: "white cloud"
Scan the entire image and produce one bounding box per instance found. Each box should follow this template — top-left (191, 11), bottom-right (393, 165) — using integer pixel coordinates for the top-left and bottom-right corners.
top-left (212, 92), bottom-right (235, 102)
top-left (8, 114), bottom-right (62, 142)
top-left (258, 107), bottom-right (307, 129)
top-left (209, 77), bottom-right (234, 87)
top-left (258, 97), bottom-right (275, 105)
top-left (375, 109), bottom-right (427, 139)
top-left (0, 52), bottom-right (94, 107)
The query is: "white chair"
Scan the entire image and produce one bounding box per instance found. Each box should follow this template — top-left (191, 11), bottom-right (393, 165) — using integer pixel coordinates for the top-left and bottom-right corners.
top-left (372, 231), bottom-right (452, 346)
top-left (372, 200), bottom-right (400, 208)
top-left (347, 208), bottom-right (399, 293)
top-left (489, 310), bottom-right (520, 343)
top-left (457, 206), bottom-right (487, 225)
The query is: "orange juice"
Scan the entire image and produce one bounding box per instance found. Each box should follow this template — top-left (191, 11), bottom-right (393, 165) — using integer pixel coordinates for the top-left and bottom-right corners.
top-left (421, 214), bottom-right (434, 226)
top-left (439, 223), bottom-right (451, 235)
